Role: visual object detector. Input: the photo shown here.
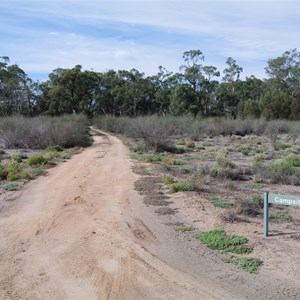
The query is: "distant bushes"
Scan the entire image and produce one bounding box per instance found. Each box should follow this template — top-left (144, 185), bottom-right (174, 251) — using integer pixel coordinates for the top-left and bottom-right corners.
top-left (0, 115), bottom-right (91, 149)
top-left (94, 115), bottom-right (300, 143)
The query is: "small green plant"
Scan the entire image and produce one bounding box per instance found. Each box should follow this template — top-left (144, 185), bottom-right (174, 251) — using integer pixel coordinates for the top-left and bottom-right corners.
top-left (11, 153), bottom-right (22, 163)
top-left (0, 148), bottom-right (5, 155)
top-left (286, 155), bottom-right (300, 167)
top-left (275, 143), bottom-right (291, 151)
top-left (27, 155), bottom-right (46, 166)
top-left (196, 229), bottom-right (249, 253)
top-left (58, 152), bottom-right (71, 160)
top-left (170, 181), bottom-right (197, 193)
top-left (185, 138), bottom-right (196, 149)
top-left (224, 180), bottom-right (235, 190)
top-left (209, 196), bottom-right (234, 208)
top-left (217, 155), bottom-right (235, 169)
top-left (2, 183), bottom-right (19, 191)
top-left (45, 145), bottom-right (64, 152)
top-left (179, 226), bottom-right (193, 232)
top-left (270, 213), bottom-right (293, 221)
top-left (250, 195), bottom-right (264, 208)
top-left (244, 183), bottom-right (264, 189)
top-left (227, 256), bottom-right (262, 273)
top-left (162, 174), bottom-right (175, 185)
top-left (241, 147), bottom-right (250, 156)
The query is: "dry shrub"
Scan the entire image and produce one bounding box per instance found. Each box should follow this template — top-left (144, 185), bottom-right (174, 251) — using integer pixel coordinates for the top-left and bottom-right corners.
top-left (0, 115), bottom-right (90, 149)
top-left (220, 210), bottom-right (245, 223)
top-left (134, 176), bottom-right (161, 194)
top-left (235, 199), bottom-right (261, 217)
top-left (155, 207), bottom-right (176, 215)
top-left (144, 194), bottom-right (171, 206)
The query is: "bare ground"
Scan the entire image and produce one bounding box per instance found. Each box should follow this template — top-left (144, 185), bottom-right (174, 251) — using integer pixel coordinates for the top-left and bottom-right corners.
top-left (0, 131), bottom-right (299, 299)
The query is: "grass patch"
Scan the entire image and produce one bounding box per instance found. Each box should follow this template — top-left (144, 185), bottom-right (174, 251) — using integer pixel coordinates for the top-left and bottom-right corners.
top-left (170, 181), bottom-right (197, 193)
top-left (227, 256), bottom-right (262, 273)
top-left (179, 225), bottom-right (193, 232)
top-left (196, 229), bottom-right (249, 253)
top-left (244, 183), bottom-right (264, 189)
top-left (2, 183), bottom-right (19, 191)
top-left (45, 145), bottom-right (64, 152)
top-left (27, 155), bottom-right (46, 166)
top-left (275, 143), bottom-right (291, 151)
top-left (270, 213), bottom-right (293, 221)
top-left (250, 195), bottom-right (264, 208)
top-left (208, 196), bottom-right (234, 208)
top-left (162, 174), bottom-right (175, 185)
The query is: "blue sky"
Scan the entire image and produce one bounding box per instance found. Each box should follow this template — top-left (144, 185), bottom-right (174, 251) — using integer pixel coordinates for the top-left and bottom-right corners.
top-left (0, 0), bottom-right (299, 81)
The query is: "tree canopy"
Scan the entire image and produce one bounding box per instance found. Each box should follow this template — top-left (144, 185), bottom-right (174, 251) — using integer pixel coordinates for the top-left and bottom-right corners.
top-left (1, 49), bottom-right (300, 119)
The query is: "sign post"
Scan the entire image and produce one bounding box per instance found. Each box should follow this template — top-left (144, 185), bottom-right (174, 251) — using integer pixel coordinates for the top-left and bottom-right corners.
top-left (263, 192), bottom-right (300, 237)
top-left (264, 192), bottom-right (269, 237)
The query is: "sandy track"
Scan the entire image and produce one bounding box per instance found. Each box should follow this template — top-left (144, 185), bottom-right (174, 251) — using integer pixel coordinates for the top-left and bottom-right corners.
top-left (2, 131), bottom-right (300, 299)
top-left (0, 131), bottom-right (230, 300)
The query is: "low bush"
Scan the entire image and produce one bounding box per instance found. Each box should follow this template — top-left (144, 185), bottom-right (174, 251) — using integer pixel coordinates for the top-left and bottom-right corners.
top-left (2, 183), bottom-right (19, 191)
top-left (236, 199), bottom-right (261, 217)
top-left (250, 195), bottom-right (264, 208)
top-left (196, 229), bottom-right (249, 253)
top-left (260, 159), bottom-right (300, 185)
top-left (209, 196), bottom-right (234, 208)
top-left (227, 256), bottom-right (262, 273)
top-left (270, 213), bottom-right (293, 221)
top-left (170, 181), bottom-right (198, 193)
top-left (162, 174), bottom-right (175, 185)
top-left (27, 155), bottom-right (46, 166)
top-left (0, 115), bottom-right (90, 149)
top-left (45, 145), bottom-right (64, 152)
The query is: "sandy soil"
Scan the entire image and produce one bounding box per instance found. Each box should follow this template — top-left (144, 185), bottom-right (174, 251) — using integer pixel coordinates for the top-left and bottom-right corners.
top-left (0, 130), bottom-right (299, 299)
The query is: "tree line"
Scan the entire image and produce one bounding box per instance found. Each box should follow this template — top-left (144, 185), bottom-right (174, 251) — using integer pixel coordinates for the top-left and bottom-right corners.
top-left (0, 49), bottom-right (299, 119)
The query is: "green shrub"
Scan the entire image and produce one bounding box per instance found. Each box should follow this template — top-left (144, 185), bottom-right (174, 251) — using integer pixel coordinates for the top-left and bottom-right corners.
top-left (2, 183), bottom-right (19, 191)
top-left (162, 174), bottom-right (175, 185)
top-left (244, 183), bottom-right (264, 189)
top-left (196, 229), bottom-right (249, 253)
top-left (286, 155), bottom-right (300, 167)
top-left (261, 159), bottom-right (300, 185)
top-left (11, 153), bottom-right (22, 163)
top-left (179, 226), bottom-right (193, 232)
top-left (227, 256), bottom-right (262, 273)
top-left (45, 145), bottom-right (64, 152)
top-left (209, 196), bottom-right (234, 208)
top-left (250, 195), bottom-right (264, 208)
top-left (275, 143), bottom-right (291, 151)
top-left (270, 213), bottom-right (293, 221)
top-left (241, 147), bottom-right (250, 156)
top-left (170, 181), bottom-right (197, 193)
top-left (217, 155), bottom-right (235, 169)
top-left (0, 148), bottom-right (5, 155)
top-left (27, 155), bottom-right (46, 166)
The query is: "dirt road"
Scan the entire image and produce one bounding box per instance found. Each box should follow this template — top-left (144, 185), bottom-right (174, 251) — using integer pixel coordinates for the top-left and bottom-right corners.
top-left (0, 131), bottom-right (299, 299)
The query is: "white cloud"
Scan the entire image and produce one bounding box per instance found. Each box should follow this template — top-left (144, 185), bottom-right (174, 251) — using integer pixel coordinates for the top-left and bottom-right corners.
top-left (0, 0), bottom-right (299, 80)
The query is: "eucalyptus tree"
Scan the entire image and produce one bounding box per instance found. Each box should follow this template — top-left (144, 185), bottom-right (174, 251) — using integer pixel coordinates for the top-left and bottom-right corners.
top-left (264, 49), bottom-right (300, 119)
top-left (178, 50), bottom-right (220, 118)
top-left (215, 57), bottom-right (243, 118)
top-left (0, 56), bottom-right (35, 116)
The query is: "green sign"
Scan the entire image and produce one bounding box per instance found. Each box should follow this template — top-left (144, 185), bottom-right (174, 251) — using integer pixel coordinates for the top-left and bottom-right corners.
top-left (264, 192), bottom-right (299, 237)
top-left (268, 193), bottom-right (300, 207)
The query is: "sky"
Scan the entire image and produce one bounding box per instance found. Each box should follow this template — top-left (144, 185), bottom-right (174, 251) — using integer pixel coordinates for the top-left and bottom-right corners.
top-left (0, 0), bottom-right (299, 82)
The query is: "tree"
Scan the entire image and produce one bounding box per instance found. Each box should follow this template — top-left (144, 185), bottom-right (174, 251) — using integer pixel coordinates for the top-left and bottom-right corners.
top-left (265, 49), bottom-right (300, 106)
top-left (0, 57), bottom-right (35, 116)
top-left (180, 50), bottom-right (220, 118)
top-left (215, 57), bottom-right (243, 118)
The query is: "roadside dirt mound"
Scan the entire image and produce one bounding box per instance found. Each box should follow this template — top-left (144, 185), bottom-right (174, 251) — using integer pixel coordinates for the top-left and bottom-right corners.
top-left (0, 130), bottom-right (299, 299)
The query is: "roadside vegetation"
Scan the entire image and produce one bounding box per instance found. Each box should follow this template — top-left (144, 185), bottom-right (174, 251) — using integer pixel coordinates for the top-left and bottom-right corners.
top-left (103, 115), bottom-right (300, 274)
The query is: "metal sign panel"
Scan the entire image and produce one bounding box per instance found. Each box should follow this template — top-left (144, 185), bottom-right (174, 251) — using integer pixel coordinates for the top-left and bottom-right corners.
top-left (268, 193), bottom-right (300, 207)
